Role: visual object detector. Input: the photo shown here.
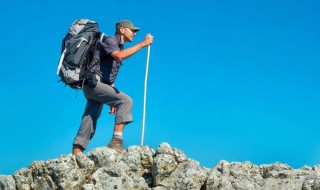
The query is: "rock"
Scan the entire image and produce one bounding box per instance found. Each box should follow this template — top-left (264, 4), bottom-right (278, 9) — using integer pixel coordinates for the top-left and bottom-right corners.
top-left (151, 187), bottom-right (172, 190)
top-left (314, 165), bottom-right (320, 176)
top-left (0, 175), bottom-right (16, 190)
top-left (87, 165), bottom-right (132, 189)
top-left (172, 147), bottom-right (188, 163)
top-left (1, 143), bottom-right (320, 190)
top-left (13, 168), bottom-right (32, 190)
top-left (30, 155), bottom-right (84, 189)
top-left (86, 146), bottom-right (118, 168)
top-left (156, 143), bottom-right (174, 155)
top-left (85, 163), bottom-right (149, 190)
top-left (117, 145), bottom-right (155, 187)
top-left (153, 143), bottom-right (206, 190)
top-left (75, 152), bottom-right (96, 177)
top-left (207, 160), bottom-right (320, 190)
top-left (117, 145), bottom-right (155, 177)
top-left (152, 152), bottom-right (178, 186)
top-left (161, 160), bottom-right (207, 190)
top-left (207, 161), bottom-right (261, 190)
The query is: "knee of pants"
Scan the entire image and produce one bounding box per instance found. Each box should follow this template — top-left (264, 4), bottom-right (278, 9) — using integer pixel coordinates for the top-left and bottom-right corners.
top-left (120, 96), bottom-right (133, 110)
top-left (126, 96), bottom-right (133, 107)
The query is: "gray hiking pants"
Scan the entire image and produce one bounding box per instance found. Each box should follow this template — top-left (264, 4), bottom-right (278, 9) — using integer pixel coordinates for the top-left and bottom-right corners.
top-left (73, 77), bottom-right (133, 150)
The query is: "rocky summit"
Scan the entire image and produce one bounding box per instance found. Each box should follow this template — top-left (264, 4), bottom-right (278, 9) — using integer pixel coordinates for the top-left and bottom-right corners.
top-left (0, 143), bottom-right (319, 190)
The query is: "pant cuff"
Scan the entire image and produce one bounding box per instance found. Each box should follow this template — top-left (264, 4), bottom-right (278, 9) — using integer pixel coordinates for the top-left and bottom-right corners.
top-left (73, 136), bottom-right (89, 150)
top-left (116, 114), bottom-right (133, 125)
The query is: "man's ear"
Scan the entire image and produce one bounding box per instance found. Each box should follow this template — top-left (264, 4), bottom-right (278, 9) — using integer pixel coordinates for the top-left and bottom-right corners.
top-left (119, 27), bottom-right (125, 34)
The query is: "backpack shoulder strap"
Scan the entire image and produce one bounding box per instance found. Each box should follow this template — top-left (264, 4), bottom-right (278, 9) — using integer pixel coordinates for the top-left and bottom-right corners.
top-left (100, 33), bottom-right (106, 43)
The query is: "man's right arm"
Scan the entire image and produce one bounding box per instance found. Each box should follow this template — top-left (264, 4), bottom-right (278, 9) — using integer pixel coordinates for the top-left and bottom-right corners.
top-left (111, 34), bottom-right (153, 62)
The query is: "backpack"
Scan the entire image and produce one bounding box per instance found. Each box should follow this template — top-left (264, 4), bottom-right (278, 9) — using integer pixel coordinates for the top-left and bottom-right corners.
top-left (56, 18), bottom-right (105, 89)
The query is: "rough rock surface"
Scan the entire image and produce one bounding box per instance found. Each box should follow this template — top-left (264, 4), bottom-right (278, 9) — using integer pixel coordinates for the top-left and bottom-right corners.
top-left (1, 142), bottom-right (319, 190)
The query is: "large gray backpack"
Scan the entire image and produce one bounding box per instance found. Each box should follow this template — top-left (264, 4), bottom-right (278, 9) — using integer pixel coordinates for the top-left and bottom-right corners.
top-left (57, 19), bottom-right (104, 89)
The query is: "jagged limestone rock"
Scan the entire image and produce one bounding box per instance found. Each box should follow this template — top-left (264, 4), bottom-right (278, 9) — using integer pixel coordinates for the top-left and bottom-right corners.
top-left (86, 146), bottom-right (118, 168)
top-left (259, 162), bottom-right (293, 178)
top-left (30, 174), bottom-right (56, 190)
top-left (29, 155), bottom-right (84, 190)
top-left (156, 143), bottom-right (174, 155)
top-left (172, 147), bottom-right (188, 163)
top-left (207, 160), bottom-right (320, 190)
top-left (151, 187), bottom-right (172, 190)
top-left (259, 162), bottom-right (317, 190)
top-left (313, 165), bottom-right (320, 176)
top-left (117, 145), bottom-right (155, 177)
top-left (13, 168), bottom-right (32, 190)
top-left (75, 152), bottom-right (96, 177)
top-left (0, 175), bottom-right (16, 190)
top-left (152, 153), bottom-right (178, 186)
top-left (85, 163), bottom-right (149, 190)
top-left (88, 165), bottom-right (132, 189)
top-left (117, 145), bottom-right (155, 187)
top-left (311, 178), bottom-right (320, 190)
top-left (161, 160), bottom-right (207, 190)
top-left (153, 143), bottom-right (206, 190)
top-left (29, 160), bottom-right (57, 190)
top-left (130, 174), bottom-right (150, 190)
top-left (1, 142), bottom-right (320, 190)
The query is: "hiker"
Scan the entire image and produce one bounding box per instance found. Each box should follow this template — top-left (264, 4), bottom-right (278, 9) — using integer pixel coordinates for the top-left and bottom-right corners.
top-left (72, 20), bottom-right (153, 154)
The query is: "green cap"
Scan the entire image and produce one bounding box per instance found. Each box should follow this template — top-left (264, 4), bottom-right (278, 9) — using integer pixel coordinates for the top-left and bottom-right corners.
top-left (116, 20), bottom-right (140, 31)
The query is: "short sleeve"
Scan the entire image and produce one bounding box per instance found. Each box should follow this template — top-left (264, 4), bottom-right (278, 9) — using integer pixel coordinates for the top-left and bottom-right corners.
top-left (100, 37), bottom-right (120, 55)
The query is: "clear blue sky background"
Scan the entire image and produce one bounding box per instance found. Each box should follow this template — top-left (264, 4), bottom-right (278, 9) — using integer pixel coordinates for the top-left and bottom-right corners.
top-left (0, 0), bottom-right (319, 175)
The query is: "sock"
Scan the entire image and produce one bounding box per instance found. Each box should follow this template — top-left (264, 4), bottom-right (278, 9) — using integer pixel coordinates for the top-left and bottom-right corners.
top-left (113, 131), bottom-right (123, 139)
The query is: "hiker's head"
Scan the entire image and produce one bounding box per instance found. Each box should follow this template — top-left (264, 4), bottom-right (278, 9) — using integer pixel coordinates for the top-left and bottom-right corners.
top-left (116, 20), bottom-right (140, 43)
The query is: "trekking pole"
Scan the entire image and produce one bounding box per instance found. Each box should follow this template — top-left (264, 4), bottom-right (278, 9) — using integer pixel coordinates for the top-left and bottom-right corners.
top-left (140, 45), bottom-right (151, 146)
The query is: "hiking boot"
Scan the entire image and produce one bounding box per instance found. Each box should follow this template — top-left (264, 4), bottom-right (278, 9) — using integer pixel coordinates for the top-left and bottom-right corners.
top-left (107, 137), bottom-right (124, 153)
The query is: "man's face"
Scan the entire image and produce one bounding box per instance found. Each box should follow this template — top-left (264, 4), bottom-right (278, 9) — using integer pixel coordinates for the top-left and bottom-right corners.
top-left (123, 28), bottom-right (137, 42)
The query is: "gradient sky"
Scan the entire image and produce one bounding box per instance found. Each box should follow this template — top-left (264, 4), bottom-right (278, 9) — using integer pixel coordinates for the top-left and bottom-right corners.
top-left (0, 0), bottom-right (319, 175)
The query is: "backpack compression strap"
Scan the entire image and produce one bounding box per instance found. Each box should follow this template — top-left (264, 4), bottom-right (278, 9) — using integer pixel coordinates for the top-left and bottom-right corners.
top-left (56, 49), bottom-right (67, 75)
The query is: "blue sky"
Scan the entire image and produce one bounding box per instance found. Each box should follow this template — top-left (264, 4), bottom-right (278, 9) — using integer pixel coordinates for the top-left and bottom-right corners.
top-left (0, 0), bottom-right (319, 175)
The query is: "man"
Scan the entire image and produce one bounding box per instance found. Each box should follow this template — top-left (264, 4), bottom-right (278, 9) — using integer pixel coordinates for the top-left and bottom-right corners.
top-left (72, 20), bottom-right (153, 154)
